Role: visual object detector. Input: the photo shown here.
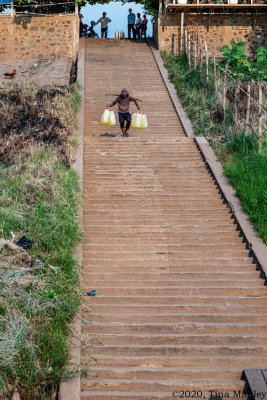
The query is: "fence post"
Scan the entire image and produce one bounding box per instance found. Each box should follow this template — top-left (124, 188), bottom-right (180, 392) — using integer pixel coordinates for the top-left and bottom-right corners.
top-left (180, 12), bottom-right (184, 53)
top-left (194, 42), bottom-right (197, 70)
top-left (188, 34), bottom-right (191, 67)
top-left (75, 1), bottom-right (78, 14)
top-left (184, 30), bottom-right (187, 55)
top-left (213, 53), bottom-right (217, 93)
top-left (200, 49), bottom-right (203, 75)
top-left (11, 0), bottom-right (14, 17)
top-left (258, 82), bottom-right (262, 151)
top-left (222, 61), bottom-right (230, 113)
top-left (234, 75), bottom-right (242, 127)
top-left (205, 41), bottom-right (209, 83)
top-left (245, 83), bottom-right (251, 133)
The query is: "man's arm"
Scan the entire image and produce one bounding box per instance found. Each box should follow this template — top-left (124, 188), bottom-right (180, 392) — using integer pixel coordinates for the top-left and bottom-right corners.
top-left (106, 17), bottom-right (111, 23)
top-left (95, 18), bottom-right (102, 25)
top-left (108, 97), bottom-right (119, 108)
top-left (129, 96), bottom-right (141, 110)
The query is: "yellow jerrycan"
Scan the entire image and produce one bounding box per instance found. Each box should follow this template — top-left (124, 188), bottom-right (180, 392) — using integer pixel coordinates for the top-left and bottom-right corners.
top-left (141, 113), bottom-right (148, 129)
top-left (130, 113), bottom-right (138, 129)
top-left (101, 108), bottom-right (110, 126)
top-left (108, 110), bottom-right (116, 126)
top-left (136, 112), bottom-right (142, 129)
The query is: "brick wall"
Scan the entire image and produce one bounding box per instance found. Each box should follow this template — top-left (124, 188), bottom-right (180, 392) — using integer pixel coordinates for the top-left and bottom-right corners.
top-left (0, 14), bottom-right (79, 61)
top-left (156, 12), bottom-right (267, 56)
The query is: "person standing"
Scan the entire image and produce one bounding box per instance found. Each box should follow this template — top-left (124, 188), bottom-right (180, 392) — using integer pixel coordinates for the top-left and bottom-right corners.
top-left (127, 9), bottom-right (136, 40)
top-left (79, 10), bottom-right (84, 37)
top-left (95, 12), bottom-right (111, 38)
top-left (140, 14), bottom-right (148, 39)
top-left (107, 88), bottom-right (141, 137)
top-left (135, 13), bottom-right (142, 39)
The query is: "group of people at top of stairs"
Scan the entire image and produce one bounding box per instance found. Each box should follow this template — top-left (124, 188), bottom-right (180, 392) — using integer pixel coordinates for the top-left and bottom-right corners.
top-left (127, 9), bottom-right (148, 40)
top-left (79, 9), bottom-right (148, 39)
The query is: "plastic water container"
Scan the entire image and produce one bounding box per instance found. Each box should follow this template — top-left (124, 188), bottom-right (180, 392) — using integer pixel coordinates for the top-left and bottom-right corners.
top-left (141, 113), bottom-right (148, 129)
top-left (101, 108), bottom-right (110, 126)
top-left (108, 110), bottom-right (116, 126)
top-left (136, 112), bottom-right (142, 129)
top-left (130, 113), bottom-right (138, 129)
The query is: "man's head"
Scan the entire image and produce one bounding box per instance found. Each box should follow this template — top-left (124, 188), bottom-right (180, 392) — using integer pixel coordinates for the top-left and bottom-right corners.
top-left (143, 14), bottom-right (147, 18)
top-left (103, 12), bottom-right (106, 17)
top-left (129, 8), bottom-right (132, 13)
top-left (120, 88), bottom-right (129, 98)
top-left (137, 13), bottom-right (140, 18)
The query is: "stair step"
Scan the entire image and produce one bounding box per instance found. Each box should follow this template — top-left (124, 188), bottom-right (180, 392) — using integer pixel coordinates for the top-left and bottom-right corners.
top-left (81, 39), bottom-right (267, 397)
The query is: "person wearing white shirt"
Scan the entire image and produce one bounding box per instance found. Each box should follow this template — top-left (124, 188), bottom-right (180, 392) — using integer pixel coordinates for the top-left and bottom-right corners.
top-left (135, 13), bottom-right (142, 39)
top-left (95, 12), bottom-right (111, 38)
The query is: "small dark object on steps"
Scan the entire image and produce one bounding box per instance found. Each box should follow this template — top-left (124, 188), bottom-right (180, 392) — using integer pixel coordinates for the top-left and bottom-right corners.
top-left (87, 290), bottom-right (96, 296)
top-left (16, 236), bottom-right (34, 249)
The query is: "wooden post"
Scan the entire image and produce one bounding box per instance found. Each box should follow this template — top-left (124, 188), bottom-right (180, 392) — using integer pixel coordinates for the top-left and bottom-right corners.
top-left (184, 30), bottom-right (187, 55)
top-left (180, 12), bottom-right (184, 53)
top-left (205, 41), bottom-right (209, 83)
top-left (194, 42), bottom-right (197, 70)
top-left (234, 75), bottom-right (242, 127)
top-left (245, 83), bottom-right (251, 133)
top-left (200, 49), bottom-right (203, 75)
top-left (75, 1), bottom-right (78, 14)
top-left (188, 34), bottom-right (191, 67)
top-left (11, 0), bottom-right (14, 17)
top-left (213, 53), bottom-right (217, 93)
top-left (258, 82), bottom-right (262, 151)
top-left (222, 61), bottom-right (230, 113)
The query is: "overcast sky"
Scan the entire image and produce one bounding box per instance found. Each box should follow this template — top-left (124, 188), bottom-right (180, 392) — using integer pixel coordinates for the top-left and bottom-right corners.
top-left (80, 1), bottom-right (153, 38)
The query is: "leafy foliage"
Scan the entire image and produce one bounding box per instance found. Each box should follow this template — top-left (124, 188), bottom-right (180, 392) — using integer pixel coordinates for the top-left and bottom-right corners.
top-left (1, 0), bottom-right (158, 17)
top-left (220, 40), bottom-right (267, 82)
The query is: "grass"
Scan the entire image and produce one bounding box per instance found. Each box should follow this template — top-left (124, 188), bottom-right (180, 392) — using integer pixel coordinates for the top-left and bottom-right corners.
top-left (0, 83), bottom-right (82, 399)
top-left (161, 51), bottom-right (267, 244)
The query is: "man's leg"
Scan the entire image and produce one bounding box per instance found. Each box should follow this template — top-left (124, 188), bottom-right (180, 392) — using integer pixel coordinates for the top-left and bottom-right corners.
top-left (119, 113), bottom-right (126, 136)
top-left (133, 26), bottom-right (136, 40)
top-left (104, 28), bottom-right (107, 38)
top-left (128, 24), bottom-right (131, 38)
top-left (101, 28), bottom-right (104, 38)
top-left (125, 113), bottom-right (131, 135)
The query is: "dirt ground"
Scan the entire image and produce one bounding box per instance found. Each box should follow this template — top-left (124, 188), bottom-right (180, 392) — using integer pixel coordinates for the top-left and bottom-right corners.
top-left (0, 58), bottom-right (72, 86)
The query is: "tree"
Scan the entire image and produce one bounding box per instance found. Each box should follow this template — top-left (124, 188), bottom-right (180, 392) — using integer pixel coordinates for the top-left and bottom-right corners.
top-left (0, 0), bottom-right (158, 19)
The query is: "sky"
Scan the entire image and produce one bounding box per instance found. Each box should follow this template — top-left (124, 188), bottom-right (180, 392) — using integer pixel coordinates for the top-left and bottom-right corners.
top-left (80, 1), bottom-right (153, 38)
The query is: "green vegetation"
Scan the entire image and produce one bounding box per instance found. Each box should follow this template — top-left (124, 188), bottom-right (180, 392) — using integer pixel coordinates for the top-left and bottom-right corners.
top-left (220, 40), bottom-right (267, 81)
top-left (0, 84), bottom-right (82, 399)
top-left (220, 134), bottom-right (267, 242)
top-left (162, 51), bottom-right (267, 244)
top-left (0, 0), bottom-right (158, 18)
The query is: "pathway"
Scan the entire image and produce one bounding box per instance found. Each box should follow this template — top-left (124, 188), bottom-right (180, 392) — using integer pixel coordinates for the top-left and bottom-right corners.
top-left (81, 39), bottom-right (267, 400)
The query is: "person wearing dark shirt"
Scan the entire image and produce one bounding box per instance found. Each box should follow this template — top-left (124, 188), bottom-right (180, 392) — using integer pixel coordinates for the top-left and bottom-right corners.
top-left (140, 15), bottom-right (148, 39)
top-left (108, 88), bottom-right (140, 137)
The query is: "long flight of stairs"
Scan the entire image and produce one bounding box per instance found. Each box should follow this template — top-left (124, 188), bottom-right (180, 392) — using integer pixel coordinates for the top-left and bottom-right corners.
top-left (81, 39), bottom-right (267, 399)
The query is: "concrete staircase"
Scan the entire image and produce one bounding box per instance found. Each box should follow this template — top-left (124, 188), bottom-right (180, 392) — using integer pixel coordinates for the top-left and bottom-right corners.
top-left (81, 39), bottom-right (267, 399)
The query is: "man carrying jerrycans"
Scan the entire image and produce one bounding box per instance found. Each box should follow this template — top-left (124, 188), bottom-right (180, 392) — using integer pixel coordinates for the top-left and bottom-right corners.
top-left (107, 88), bottom-right (141, 137)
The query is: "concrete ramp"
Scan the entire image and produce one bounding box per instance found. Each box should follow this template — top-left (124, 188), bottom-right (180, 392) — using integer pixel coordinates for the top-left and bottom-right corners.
top-left (81, 39), bottom-right (267, 399)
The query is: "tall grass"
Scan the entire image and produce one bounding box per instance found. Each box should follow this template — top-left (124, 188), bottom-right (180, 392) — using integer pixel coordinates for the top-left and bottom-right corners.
top-left (0, 83), bottom-right (82, 399)
top-left (162, 52), bottom-right (267, 244)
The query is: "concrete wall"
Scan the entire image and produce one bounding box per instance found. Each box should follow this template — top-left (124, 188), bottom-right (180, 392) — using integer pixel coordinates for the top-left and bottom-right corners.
top-left (0, 14), bottom-right (79, 61)
top-left (156, 12), bottom-right (267, 56)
